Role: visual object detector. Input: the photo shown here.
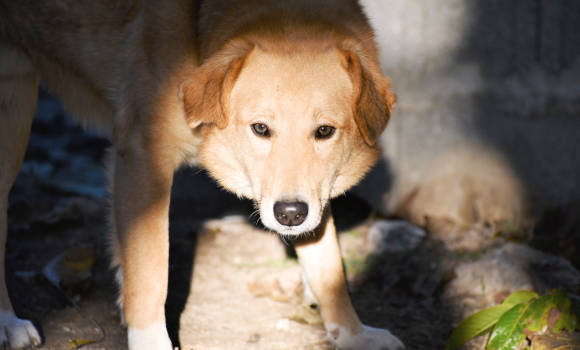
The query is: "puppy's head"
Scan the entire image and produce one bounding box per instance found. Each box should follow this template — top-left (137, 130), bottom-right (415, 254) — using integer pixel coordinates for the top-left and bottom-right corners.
top-left (182, 38), bottom-right (395, 235)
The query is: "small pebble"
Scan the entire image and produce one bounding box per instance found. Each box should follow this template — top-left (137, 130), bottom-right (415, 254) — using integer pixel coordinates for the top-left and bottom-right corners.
top-left (367, 220), bottom-right (425, 254)
top-left (247, 333), bottom-right (261, 344)
top-left (276, 318), bottom-right (291, 331)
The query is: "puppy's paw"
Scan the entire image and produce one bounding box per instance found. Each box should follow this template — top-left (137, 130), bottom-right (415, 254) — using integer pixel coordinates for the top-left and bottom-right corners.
top-left (128, 322), bottom-right (172, 350)
top-left (0, 311), bottom-right (42, 349)
top-left (326, 323), bottom-right (405, 350)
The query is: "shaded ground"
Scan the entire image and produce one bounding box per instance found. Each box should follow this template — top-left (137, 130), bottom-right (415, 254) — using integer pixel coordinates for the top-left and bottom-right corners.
top-left (6, 90), bottom-right (580, 349)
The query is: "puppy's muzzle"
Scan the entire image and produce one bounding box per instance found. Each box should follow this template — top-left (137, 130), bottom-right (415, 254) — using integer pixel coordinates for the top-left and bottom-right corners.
top-left (273, 201), bottom-right (308, 226)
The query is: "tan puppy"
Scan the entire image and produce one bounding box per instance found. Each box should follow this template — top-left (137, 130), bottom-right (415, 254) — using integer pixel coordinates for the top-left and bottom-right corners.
top-left (0, 0), bottom-right (403, 349)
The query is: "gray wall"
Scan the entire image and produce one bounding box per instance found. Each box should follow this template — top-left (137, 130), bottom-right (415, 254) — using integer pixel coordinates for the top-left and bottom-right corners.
top-left (356, 0), bottom-right (580, 224)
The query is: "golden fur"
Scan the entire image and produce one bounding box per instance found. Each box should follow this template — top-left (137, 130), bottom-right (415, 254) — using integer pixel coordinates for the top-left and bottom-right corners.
top-left (0, 1), bottom-right (402, 349)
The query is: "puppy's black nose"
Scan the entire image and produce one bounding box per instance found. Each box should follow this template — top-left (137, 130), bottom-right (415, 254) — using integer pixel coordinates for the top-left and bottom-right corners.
top-left (273, 201), bottom-right (308, 226)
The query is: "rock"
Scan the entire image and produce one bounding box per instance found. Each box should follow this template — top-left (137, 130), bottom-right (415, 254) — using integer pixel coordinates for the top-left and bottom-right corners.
top-left (492, 243), bottom-right (580, 293)
top-left (248, 269), bottom-right (303, 303)
top-left (20, 161), bottom-right (54, 179)
top-left (35, 198), bottom-right (105, 228)
top-left (42, 157), bottom-right (107, 199)
top-left (367, 220), bottom-right (425, 254)
top-left (42, 246), bottom-right (96, 292)
top-left (446, 248), bottom-right (534, 306)
top-left (444, 243), bottom-right (580, 318)
top-left (276, 318), bottom-right (291, 331)
top-left (288, 304), bottom-right (323, 326)
top-left (531, 332), bottom-right (580, 350)
top-left (246, 333), bottom-right (261, 344)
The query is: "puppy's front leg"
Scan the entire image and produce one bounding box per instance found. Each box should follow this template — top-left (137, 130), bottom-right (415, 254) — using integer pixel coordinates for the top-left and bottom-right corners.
top-left (112, 139), bottom-right (175, 350)
top-left (294, 211), bottom-right (404, 350)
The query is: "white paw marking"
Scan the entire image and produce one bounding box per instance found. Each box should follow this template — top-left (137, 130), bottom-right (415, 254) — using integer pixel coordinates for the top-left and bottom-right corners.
top-left (128, 322), bottom-right (172, 350)
top-left (326, 323), bottom-right (405, 350)
top-left (0, 311), bottom-right (42, 349)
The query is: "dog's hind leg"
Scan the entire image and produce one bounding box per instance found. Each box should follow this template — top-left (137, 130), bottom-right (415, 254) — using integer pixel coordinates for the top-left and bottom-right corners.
top-left (0, 44), bottom-right (42, 349)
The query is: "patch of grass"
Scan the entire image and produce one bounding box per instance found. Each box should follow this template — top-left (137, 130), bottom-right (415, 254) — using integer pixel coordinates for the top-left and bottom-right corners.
top-left (342, 229), bottom-right (362, 237)
top-left (344, 254), bottom-right (371, 279)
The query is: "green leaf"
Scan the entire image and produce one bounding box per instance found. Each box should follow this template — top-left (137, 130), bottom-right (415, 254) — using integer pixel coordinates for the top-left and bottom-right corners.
top-left (524, 290), bottom-right (577, 336)
top-left (523, 294), bottom-right (553, 334)
top-left (549, 290), bottom-right (577, 333)
top-left (445, 304), bottom-right (515, 350)
top-left (446, 289), bottom-right (576, 350)
top-left (487, 302), bottom-right (531, 349)
top-left (445, 290), bottom-right (539, 350)
top-left (68, 338), bottom-right (98, 349)
top-left (501, 290), bottom-right (538, 307)
top-left (487, 290), bottom-right (576, 349)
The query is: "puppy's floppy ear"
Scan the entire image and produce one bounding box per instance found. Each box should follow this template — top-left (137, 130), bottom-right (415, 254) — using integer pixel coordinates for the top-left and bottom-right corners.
top-left (340, 40), bottom-right (396, 146)
top-left (181, 40), bottom-right (254, 129)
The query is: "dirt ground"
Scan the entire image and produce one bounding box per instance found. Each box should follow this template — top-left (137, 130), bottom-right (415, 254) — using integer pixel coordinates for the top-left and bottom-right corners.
top-left (6, 90), bottom-right (580, 349)
top-left (8, 169), bottom-right (453, 350)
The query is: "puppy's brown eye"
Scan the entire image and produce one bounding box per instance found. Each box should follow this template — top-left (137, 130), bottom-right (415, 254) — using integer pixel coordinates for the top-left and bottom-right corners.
top-left (252, 123), bottom-right (270, 137)
top-left (315, 125), bottom-right (335, 139)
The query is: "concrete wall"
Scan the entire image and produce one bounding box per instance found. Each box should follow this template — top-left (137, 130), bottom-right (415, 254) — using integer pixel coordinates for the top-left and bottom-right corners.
top-left (356, 0), bottom-right (580, 228)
